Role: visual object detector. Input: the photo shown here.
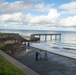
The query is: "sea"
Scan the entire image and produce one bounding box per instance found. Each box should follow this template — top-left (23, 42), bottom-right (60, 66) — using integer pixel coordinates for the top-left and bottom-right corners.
top-left (0, 29), bottom-right (76, 50)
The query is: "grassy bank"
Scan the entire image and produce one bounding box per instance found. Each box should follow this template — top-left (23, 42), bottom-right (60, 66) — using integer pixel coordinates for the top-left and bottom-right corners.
top-left (0, 46), bottom-right (6, 51)
top-left (0, 54), bottom-right (26, 75)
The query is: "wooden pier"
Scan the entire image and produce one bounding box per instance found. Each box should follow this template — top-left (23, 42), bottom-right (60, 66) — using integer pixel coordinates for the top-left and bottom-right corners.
top-left (30, 34), bottom-right (61, 42)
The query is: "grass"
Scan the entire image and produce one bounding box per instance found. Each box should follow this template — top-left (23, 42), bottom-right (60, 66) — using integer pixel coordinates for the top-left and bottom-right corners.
top-left (0, 54), bottom-right (26, 75)
top-left (0, 46), bottom-right (6, 51)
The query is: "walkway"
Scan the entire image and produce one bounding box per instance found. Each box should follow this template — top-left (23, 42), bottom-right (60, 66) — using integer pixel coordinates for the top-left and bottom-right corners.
top-left (0, 50), bottom-right (39, 75)
top-left (12, 47), bottom-right (76, 75)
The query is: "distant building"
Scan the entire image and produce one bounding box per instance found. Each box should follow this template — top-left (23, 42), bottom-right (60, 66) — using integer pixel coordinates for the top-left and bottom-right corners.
top-left (0, 33), bottom-right (24, 46)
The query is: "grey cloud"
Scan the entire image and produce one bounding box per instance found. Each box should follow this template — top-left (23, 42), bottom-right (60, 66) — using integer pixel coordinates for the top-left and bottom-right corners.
top-left (0, 0), bottom-right (5, 3)
top-left (0, 1), bottom-right (32, 14)
top-left (0, 0), bottom-right (54, 14)
top-left (59, 2), bottom-right (76, 14)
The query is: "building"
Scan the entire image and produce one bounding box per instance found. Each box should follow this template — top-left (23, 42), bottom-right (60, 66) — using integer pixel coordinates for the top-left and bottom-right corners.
top-left (0, 33), bottom-right (23, 46)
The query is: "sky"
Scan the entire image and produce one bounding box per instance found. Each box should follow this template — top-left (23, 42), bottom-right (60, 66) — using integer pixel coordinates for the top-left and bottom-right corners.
top-left (0, 0), bottom-right (76, 31)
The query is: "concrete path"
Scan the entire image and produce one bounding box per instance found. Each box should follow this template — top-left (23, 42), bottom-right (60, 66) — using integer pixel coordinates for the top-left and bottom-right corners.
top-left (12, 47), bottom-right (76, 75)
top-left (0, 50), bottom-right (39, 75)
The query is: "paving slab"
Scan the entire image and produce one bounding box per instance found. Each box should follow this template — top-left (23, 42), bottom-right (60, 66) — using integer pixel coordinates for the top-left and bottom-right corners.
top-left (12, 47), bottom-right (76, 75)
top-left (0, 50), bottom-right (39, 75)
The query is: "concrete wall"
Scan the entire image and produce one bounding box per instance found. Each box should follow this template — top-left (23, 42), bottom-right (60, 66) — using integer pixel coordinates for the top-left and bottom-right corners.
top-left (0, 39), bottom-right (20, 47)
top-left (4, 40), bottom-right (16, 45)
top-left (0, 41), bottom-right (4, 46)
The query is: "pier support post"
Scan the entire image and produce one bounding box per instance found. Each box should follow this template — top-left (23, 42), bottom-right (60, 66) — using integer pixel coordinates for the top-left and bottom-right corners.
top-left (55, 35), bottom-right (57, 40)
top-left (59, 35), bottom-right (61, 40)
top-left (45, 35), bottom-right (47, 41)
top-left (39, 35), bottom-right (40, 42)
top-left (50, 35), bottom-right (52, 40)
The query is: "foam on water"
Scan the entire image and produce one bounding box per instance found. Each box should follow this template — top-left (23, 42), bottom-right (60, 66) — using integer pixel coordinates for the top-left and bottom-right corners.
top-left (30, 42), bottom-right (76, 59)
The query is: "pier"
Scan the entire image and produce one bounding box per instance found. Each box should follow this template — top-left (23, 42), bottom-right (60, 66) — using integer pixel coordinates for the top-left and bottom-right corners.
top-left (30, 34), bottom-right (61, 42)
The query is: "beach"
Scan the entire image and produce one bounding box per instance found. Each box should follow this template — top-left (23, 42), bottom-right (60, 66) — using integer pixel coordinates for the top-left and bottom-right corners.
top-left (12, 46), bottom-right (76, 75)
top-left (0, 29), bottom-right (76, 75)
top-left (0, 29), bottom-right (76, 58)
top-left (30, 42), bottom-right (76, 59)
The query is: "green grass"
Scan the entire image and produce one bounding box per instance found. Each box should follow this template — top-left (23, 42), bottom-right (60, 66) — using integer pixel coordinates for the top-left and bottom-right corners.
top-left (0, 46), bottom-right (6, 51)
top-left (0, 54), bottom-right (26, 75)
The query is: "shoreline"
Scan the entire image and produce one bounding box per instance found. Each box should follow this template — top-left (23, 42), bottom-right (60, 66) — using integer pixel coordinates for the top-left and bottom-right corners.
top-left (12, 46), bottom-right (76, 75)
top-left (30, 43), bottom-right (76, 60)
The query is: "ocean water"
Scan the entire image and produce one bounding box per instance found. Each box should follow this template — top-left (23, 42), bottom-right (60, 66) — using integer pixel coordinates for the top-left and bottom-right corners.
top-left (0, 29), bottom-right (76, 49)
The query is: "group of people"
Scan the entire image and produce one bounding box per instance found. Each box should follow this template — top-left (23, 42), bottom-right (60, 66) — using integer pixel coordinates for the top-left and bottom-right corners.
top-left (35, 50), bottom-right (48, 61)
top-left (22, 42), bottom-right (30, 46)
top-left (22, 42), bottom-right (48, 61)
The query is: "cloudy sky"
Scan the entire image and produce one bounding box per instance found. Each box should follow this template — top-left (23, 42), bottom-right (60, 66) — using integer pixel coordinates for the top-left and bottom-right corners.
top-left (0, 0), bottom-right (76, 31)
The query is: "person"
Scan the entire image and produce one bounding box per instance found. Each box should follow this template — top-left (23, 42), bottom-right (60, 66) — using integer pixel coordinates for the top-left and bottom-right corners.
top-left (39, 50), bottom-right (42, 60)
top-left (28, 42), bottom-right (30, 46)
top-left (35, 51), bottom-right (39, 61)
top-left (44, 51), bottom-right (48, 60)
top-left (24, 42), bottom-right (26, 45)
top-left (27, 42), bottom-right (30, 50)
